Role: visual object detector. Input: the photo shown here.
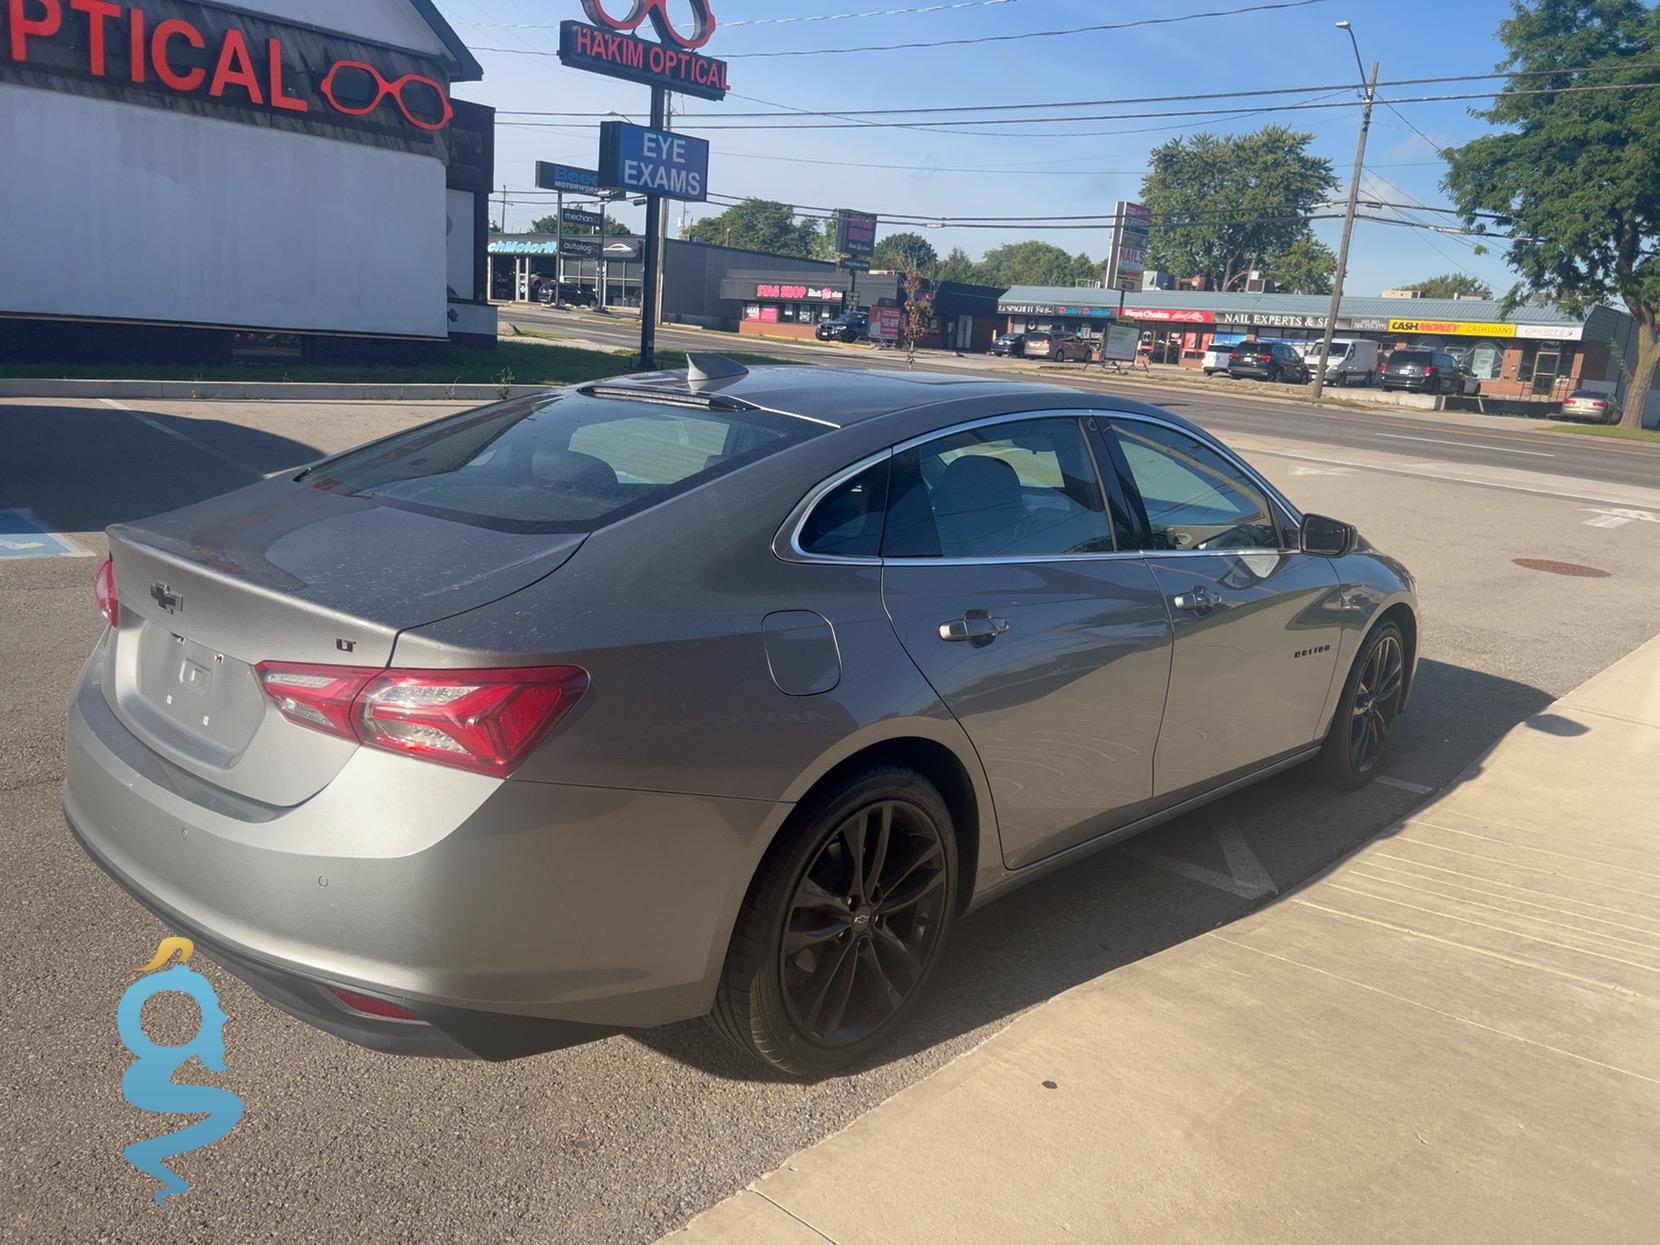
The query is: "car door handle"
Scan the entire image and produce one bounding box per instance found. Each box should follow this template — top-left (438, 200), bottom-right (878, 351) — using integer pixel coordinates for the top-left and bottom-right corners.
top-left (939, 611), bottom-right (1010, 645)
top-left (1171, 587), bottom-right (1224, 612)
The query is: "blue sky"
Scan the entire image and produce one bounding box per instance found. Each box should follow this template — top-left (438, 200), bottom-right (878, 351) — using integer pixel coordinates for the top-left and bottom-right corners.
top-left (438, 0), bottom-right (1525, 296)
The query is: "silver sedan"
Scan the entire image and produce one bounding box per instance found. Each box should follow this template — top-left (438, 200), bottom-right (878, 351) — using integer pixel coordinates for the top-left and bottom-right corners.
top-left (65, 361), bottom-right (1418, 1076)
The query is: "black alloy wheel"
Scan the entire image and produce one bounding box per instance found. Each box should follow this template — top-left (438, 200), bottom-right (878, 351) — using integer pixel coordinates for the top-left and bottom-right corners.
top-left (779, 799), bottom-right (949, 1047)
top-left (1319, 621), bottom-right (1407, 788)
top-left (710, 768), bottom-right (958, 1077)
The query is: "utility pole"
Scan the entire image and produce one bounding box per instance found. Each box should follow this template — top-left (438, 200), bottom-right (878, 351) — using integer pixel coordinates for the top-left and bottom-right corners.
top-left (638, 84), bottom-right (667, 370)
top-left (653, 92), bottom-right (672, 341)
top-left (1311, 55), bottom-right (1379, 403)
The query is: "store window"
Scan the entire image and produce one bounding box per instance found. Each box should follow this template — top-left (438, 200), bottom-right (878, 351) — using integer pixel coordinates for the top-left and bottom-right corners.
top-left (1465, 341), bottom-right (1504, 380)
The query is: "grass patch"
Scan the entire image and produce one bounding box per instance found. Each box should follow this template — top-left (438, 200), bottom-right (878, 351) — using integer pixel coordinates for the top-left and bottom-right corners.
top-left (1545, 421), bottom-right (1660, 444)
top-left (0, 340), bottom-right (792, 386)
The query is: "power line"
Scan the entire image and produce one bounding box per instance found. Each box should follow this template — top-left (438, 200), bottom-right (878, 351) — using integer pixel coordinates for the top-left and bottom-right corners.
top-left (459, 1), bottom-right (1035, 31)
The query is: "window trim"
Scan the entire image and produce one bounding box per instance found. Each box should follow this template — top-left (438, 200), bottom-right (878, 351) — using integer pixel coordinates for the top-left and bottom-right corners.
top-left (776, 409), bottom-right (1303, 567)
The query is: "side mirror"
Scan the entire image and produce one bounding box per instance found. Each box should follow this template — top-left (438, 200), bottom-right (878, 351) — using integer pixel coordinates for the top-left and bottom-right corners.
top-left (1300, 513), bottom-right (1356, 558)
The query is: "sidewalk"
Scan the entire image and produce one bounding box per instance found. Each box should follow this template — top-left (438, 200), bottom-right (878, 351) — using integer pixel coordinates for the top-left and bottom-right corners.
top-left (668, 635), bottom-right (1660, 1245)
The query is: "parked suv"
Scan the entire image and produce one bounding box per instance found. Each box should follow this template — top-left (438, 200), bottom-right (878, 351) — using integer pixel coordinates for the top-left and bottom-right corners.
top-left (1382, 350), bottom-right (1480, 395)
top-left (1024, 331), bottom-right (1092, 362)
top-left (1228, 341), bottom-right (1309, 384)
top-left (816, 311), bottom-right (869, 343)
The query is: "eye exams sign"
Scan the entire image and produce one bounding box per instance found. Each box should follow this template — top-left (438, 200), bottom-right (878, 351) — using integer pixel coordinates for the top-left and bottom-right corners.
top-left (599, 120), bottom-right (709, 202)
top-left (0, 0), bottom-right (454, 150)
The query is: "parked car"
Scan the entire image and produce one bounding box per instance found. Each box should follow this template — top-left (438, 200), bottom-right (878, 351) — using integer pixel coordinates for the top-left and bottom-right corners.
top-left (1201, 345), bottom-right (1234, 376)
top-left (540, 283), bottom-right (596, 307)
top-left (990, 331), bottom-right (1028, 358)
top-left (1305, 338), bottom-right (1380, 387)
top-left (816, 311), bottom-right (869, 343)
top-left (65, 362), bottom-right (1418, 1076)
top-left (1228, 341), bottom-right (1310, 384)
top-left (1560, 389), bottom-right (1621, 424)
top-left (1381, 349), bottom-right (1480, 395)
top-left (1024, 331), bottom-right (1092, 362)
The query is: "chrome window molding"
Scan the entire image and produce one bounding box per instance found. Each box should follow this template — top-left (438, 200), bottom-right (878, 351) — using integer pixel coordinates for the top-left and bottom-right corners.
top-left (776, 408), bottom-right (1307, 567)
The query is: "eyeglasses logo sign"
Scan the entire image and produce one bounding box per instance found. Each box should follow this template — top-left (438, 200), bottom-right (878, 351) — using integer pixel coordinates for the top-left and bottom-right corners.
top-left (116, 938), bottom-right (244, 1209)
top-left (319, 60), bottom-right (454, 132)
top-left (581, 0), bottom-right (717, 51)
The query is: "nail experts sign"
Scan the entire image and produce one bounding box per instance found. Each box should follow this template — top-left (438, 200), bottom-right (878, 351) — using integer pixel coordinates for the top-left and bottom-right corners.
top-left (559, 0), bottom-right (729, 100)
top-left (0, 0), bottom-right (455, 153)
top-left (599, 120), bottom-right (709, 201)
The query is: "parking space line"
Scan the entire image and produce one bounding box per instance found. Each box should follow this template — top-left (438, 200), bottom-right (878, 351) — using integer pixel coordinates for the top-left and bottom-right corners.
top-left (101, 399), bottom-right (263, 478)
top-left (0, 508), bottom-right (93, 559)
top-left (1375, 432), bottom-right (1554, 457)
top-left (1376, 776), bottom-right (1435, 795)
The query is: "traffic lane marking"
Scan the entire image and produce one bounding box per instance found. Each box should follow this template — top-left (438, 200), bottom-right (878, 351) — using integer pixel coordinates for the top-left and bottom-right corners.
top-left (0, 508), bottom-right (93, 559)
top-left (1582, 507), bottom-right (1659, 530)
top-left (1375, 432), bottom-right (1555, 458)
top-left (100, 399), bottom-right (268, 479)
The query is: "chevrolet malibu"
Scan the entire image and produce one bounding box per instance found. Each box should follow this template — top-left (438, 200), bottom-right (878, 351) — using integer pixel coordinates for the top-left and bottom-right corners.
top-left (66, 361), bottom-right (1418, 1076)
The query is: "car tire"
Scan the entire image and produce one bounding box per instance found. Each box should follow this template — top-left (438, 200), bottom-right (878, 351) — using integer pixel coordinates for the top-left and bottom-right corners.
top-left (1317, 620), bottom-right (1407, 790)
top-left (709, 767), bottom-right (959, 1077)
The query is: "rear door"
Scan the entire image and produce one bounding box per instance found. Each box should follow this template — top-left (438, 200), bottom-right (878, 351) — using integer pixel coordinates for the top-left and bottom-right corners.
top-left (878, 414), bottom-right (1174, 868)
top-left (1102, 416), bottom-right (1344, 797)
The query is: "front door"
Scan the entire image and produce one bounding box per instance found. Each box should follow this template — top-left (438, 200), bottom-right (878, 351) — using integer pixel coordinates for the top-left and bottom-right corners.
top-left (879, 415), bottom-right (1174, 868)
top-left (1105, 417), bottom-right (1345, 796)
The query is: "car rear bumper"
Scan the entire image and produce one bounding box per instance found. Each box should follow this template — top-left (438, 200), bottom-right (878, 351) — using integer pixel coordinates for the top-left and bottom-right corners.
top-left (1383, 377), bottom-right (1434, 389)
top-left (63, 647), bottom-right (790, 1059)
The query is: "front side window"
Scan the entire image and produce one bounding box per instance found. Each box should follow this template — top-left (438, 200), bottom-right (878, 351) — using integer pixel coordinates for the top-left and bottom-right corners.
top-left (1111, 421), bottom-right (1281, 552)
top-left (883, 418), bottom-right (1115, 559)
top-left (309, 393), bottom-right (815, 533)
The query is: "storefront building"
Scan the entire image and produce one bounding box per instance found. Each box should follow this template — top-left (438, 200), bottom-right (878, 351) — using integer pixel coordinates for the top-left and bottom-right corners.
top-left (998, 287), bottom-right (1629, 402)
top-left (1, 0), bottom-right (494, 362)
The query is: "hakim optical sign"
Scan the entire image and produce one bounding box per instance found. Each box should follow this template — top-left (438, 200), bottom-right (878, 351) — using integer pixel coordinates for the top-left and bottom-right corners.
top-left (559, 0), bottom-right (729, 102)
top-left (559, 0), bottom-right (728, 369)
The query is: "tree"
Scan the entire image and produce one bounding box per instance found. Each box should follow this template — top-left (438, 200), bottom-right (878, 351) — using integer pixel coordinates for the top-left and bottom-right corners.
top-left (1270, 236), bottom-right (1337, 294)
top-left (1444, 0), bottom-right (1660, 429)
top-left (936, 246), bottom-right (976, 284)
top-left (1141, 126), bottom-right (1337, 291)
top-left (1404, 273), bottom-right (1495, 300)
top-left (974, 241), bottom-right (1097, 287)
top-left (902, 267), bottom-right (936, 368)
top-left (872, 232), bottom-right (939, 274)
top-left (685, 199), bottom-right (821, 257)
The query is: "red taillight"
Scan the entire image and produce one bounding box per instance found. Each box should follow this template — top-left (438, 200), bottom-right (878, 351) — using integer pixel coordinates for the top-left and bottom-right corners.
top-left (327, 987), bottom-right (425, 1023)
top-left (1592, 400), bottom-right (1609, 408)
top-left (254, 661), bottom-right (588, 776)
top-left (1422, 365), bottom-right (1435, 376)
top-left (95, 558), bottom-right (118, 628)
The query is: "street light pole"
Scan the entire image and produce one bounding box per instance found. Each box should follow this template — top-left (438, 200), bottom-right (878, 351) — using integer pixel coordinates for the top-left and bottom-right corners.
top-left (1311, 25), bottom-right (1378, 404)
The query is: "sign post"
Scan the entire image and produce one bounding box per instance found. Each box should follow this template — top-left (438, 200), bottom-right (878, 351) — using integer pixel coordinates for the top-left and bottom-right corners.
top-left (560, 1), bottom-right (729, 371)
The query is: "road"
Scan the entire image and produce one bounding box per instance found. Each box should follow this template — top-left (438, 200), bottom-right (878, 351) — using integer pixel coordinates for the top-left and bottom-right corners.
top-left (506, 304), bottom-right (1660, 492)
top-left (3, 386), bottom-right (1659, 1244)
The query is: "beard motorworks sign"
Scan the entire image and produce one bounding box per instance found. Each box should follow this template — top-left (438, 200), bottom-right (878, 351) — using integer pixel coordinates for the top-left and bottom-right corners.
top-left (0, 0), bottom-right (456, 155)
top-left (559, 0), bottom-right (729, 101)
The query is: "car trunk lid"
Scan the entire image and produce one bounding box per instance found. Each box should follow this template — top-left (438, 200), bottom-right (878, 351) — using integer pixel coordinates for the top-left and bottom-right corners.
top-left (101, 478), bottom-right (583, 806)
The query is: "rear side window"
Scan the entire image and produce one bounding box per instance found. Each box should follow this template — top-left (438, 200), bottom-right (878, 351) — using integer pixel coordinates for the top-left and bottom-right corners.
top-left (307, 392), bottom-right (817, 533)
top-left (1390, 351), bottom-right (1432, 366)
top-left (798, 461), bottom-right (890, 558)
top-left (883, 418), bottom-right (1115, 559)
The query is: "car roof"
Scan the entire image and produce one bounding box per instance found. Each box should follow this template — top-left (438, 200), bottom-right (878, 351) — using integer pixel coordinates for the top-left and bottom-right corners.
top-left (581, 363), bottom-right (1201, 433)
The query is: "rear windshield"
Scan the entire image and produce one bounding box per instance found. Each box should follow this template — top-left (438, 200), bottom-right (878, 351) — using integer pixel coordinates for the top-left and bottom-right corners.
top-left (305, 391), bottom-right (818, 533)
top-left (1389, 350), bottom-right (1433, 365)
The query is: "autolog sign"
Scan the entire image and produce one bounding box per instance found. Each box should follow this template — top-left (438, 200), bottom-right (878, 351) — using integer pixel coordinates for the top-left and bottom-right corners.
top-left (0, 0), bottom-right (454, 151)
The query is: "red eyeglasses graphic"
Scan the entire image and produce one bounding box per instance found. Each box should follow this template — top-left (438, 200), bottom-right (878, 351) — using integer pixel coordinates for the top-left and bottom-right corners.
top-left (319, 61), bottom-right (453, 131)
top-left (581, 0), bottom-right (716, 51)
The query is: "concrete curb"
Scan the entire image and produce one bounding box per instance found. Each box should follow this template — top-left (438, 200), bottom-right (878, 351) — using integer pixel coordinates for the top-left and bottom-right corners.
top-left (0, 379), bottom-right (551, 402)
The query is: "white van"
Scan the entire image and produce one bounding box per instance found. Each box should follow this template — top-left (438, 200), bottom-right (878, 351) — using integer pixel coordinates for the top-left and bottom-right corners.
top-left (1308, 338), bottom-right (1380, 386)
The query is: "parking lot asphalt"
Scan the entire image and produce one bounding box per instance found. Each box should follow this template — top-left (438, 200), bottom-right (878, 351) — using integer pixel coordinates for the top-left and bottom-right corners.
top-left (4, 390), bottom-right (1659, 1244)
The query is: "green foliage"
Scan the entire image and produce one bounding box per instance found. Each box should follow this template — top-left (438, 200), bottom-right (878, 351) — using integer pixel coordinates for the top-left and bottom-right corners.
top-left (1442, 0), bottom-right (1660, 427)
top-left (936, 246), bottom-right (977, 284)
top-left (1404, 273), bottom-right (1495, 300)
top-left (973, 241), bottom-right (1098, 288)
top-left (685, 199), bottom-right (823, 257)
top-left (1270, 236), bottom-right (1337, 294)
top-left (872, 232), bottom-right (940, 274)
top-left (1140, 126), bottom-right (1337, 291)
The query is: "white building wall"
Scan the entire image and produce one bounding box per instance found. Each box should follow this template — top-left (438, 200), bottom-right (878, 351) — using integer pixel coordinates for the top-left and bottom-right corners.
top-left (0, 83), bottom-right (448, 339)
